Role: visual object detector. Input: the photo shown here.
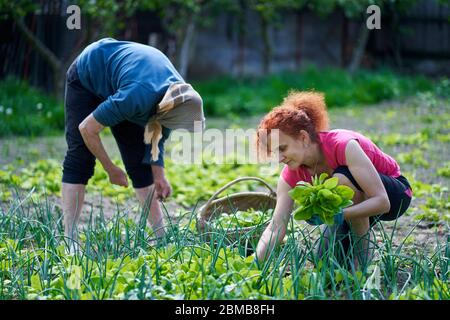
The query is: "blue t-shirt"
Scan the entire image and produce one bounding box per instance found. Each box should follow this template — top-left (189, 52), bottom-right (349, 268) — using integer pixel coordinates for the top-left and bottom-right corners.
top-left (76, 38), bottom-right (183, 167)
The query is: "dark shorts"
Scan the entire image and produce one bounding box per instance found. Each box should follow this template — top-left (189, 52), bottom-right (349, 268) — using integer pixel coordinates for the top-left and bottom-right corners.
top-left (333, 166), bottom-right (412, 223)
top-left (62, 61), bottom-right (153, 188)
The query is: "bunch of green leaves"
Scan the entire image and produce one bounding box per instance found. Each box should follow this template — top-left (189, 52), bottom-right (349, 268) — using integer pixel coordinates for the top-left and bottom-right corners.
top-left (288, 173), bottom-right (354, 225)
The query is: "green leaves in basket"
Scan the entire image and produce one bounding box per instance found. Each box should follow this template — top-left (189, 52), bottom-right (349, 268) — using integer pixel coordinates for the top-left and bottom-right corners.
top-left (212, 208), bottom-right (273, 229)
top-left (288, 173), bottom-right (355, 226)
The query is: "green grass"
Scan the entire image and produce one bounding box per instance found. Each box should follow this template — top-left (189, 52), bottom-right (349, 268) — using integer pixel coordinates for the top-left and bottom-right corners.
top-left (0, 76), bottom-right (64, 137)
top-left (0, 73), bottom-right (448, 300)
top-left (0, 66), bottom-right (446, 137)
top-left (193, 65), bottom-right (439, 117)
top-left (0, 190), bottom-right (448, 300)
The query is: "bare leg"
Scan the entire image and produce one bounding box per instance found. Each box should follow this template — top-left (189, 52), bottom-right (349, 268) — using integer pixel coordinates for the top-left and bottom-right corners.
top-left (333, 173), bottom-right (372, 269)
top-left (62, 183), bottom-right (86, 250)
top-left (346, 216), bottom-right (372, 269)
top-left (135, 185), bottom-right (166, 238)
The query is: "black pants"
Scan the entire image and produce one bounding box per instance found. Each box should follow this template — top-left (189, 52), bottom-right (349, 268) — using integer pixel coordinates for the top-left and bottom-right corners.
top-left (316, 166), bottom-right (412, 268)
top-left (62, 61), bottom-right (153, 188)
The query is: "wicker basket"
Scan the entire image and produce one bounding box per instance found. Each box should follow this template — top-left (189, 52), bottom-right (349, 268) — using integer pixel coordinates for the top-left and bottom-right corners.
top-left (197, 177), bottom-right (277, 243)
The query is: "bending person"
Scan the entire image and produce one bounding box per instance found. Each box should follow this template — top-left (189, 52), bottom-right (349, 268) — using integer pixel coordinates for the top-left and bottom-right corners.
top-left (62, 38), bottom-right (204, 249)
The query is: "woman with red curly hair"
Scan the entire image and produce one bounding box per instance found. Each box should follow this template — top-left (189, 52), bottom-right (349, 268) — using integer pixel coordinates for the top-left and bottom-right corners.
top-left (255, 91), bottom-right (412, 269)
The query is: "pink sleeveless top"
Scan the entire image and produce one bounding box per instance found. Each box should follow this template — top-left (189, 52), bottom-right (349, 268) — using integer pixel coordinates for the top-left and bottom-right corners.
top-left (281, 129), bottom-right (409, 194)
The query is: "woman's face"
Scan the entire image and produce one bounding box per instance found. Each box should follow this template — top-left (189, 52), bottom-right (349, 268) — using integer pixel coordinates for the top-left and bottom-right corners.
top-left (273, 130), bottom-right (310, 169)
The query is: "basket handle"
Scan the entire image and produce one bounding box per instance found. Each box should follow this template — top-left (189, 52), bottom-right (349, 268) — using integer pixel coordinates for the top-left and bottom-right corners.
top-left (199, 176), bottom-right (276, 221)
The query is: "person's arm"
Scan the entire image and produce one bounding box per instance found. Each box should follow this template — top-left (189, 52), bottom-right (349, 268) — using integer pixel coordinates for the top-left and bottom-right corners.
top-left (78, 113), bottom-right (128, 187)
top-left (92, 82), bottom-right (158, 128)
top-left (342, 140), bottom-right (391, 220)
top-left (256, 176), bottom-right (294, 263)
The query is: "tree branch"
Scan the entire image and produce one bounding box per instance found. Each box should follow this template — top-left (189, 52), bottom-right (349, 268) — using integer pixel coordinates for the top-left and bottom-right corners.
top-left (14, 17), bottom-right (62, 72)
top-left (178, 17), bottom-right (196, 78)
top-left (347, 23), bottom-right (370, 74)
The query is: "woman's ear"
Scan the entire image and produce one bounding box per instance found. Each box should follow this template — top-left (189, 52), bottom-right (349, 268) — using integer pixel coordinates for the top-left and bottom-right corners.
top-left (299, 130), bottom-right (310, 147)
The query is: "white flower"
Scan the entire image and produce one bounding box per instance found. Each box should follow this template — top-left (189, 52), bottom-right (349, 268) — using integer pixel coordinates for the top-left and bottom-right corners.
top-left (0, 105), bottom-right (3, 113)
top-left (46, 111), bottom-right (52, 118)
top-left (5, 108), bottom-right (12, 115)
top-left (36, 102), bottom-right (43, 110)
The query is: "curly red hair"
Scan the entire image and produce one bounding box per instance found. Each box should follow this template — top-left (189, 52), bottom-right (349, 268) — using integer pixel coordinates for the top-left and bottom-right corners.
top-left (256, 90), bottom-right (329, 159)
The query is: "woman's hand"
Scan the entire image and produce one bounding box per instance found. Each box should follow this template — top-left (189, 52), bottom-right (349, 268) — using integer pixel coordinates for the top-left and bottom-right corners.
top-left (151, 164), bottom-right (172, 201)
top-left (107, 165), bottom-right (129, 187)
top-left (256, 177), bottom-right (293, 262)
top-left (154, 176), bottom-right (172, 201)
top-left (305, 209), bottom-right (345, 226)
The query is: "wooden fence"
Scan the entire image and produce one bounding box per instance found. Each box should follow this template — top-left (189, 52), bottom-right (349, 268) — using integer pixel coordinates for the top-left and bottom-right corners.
top-left (0, 0), bottom-right (449, 93)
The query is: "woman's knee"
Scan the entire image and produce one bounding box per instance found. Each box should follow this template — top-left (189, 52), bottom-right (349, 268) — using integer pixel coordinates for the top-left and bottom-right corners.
top-left (346, 216), bottom-right (370, 237)
top-left (126, 165), bottom-right (152, 188)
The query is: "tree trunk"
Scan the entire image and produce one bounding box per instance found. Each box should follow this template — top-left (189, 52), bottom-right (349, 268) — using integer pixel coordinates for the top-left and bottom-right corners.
top-left (260, 15), bottom-right (272, 75)
top-left (15, 17), bottom-right (63, 97)
top-left (341, 13), bottom-right (349, 67)
top-left (347, 23), bottom-right (370, 74)
top-left (391, 9), bottom-right (403, 68)
top-left (295, 11), bottom-right (303, 69)
top-left (237, 1), bottom-right (247, 76)
top-left (14, 15), bottom-right (91, 98)
top-left (177, 18), bottom-right (196, 79)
